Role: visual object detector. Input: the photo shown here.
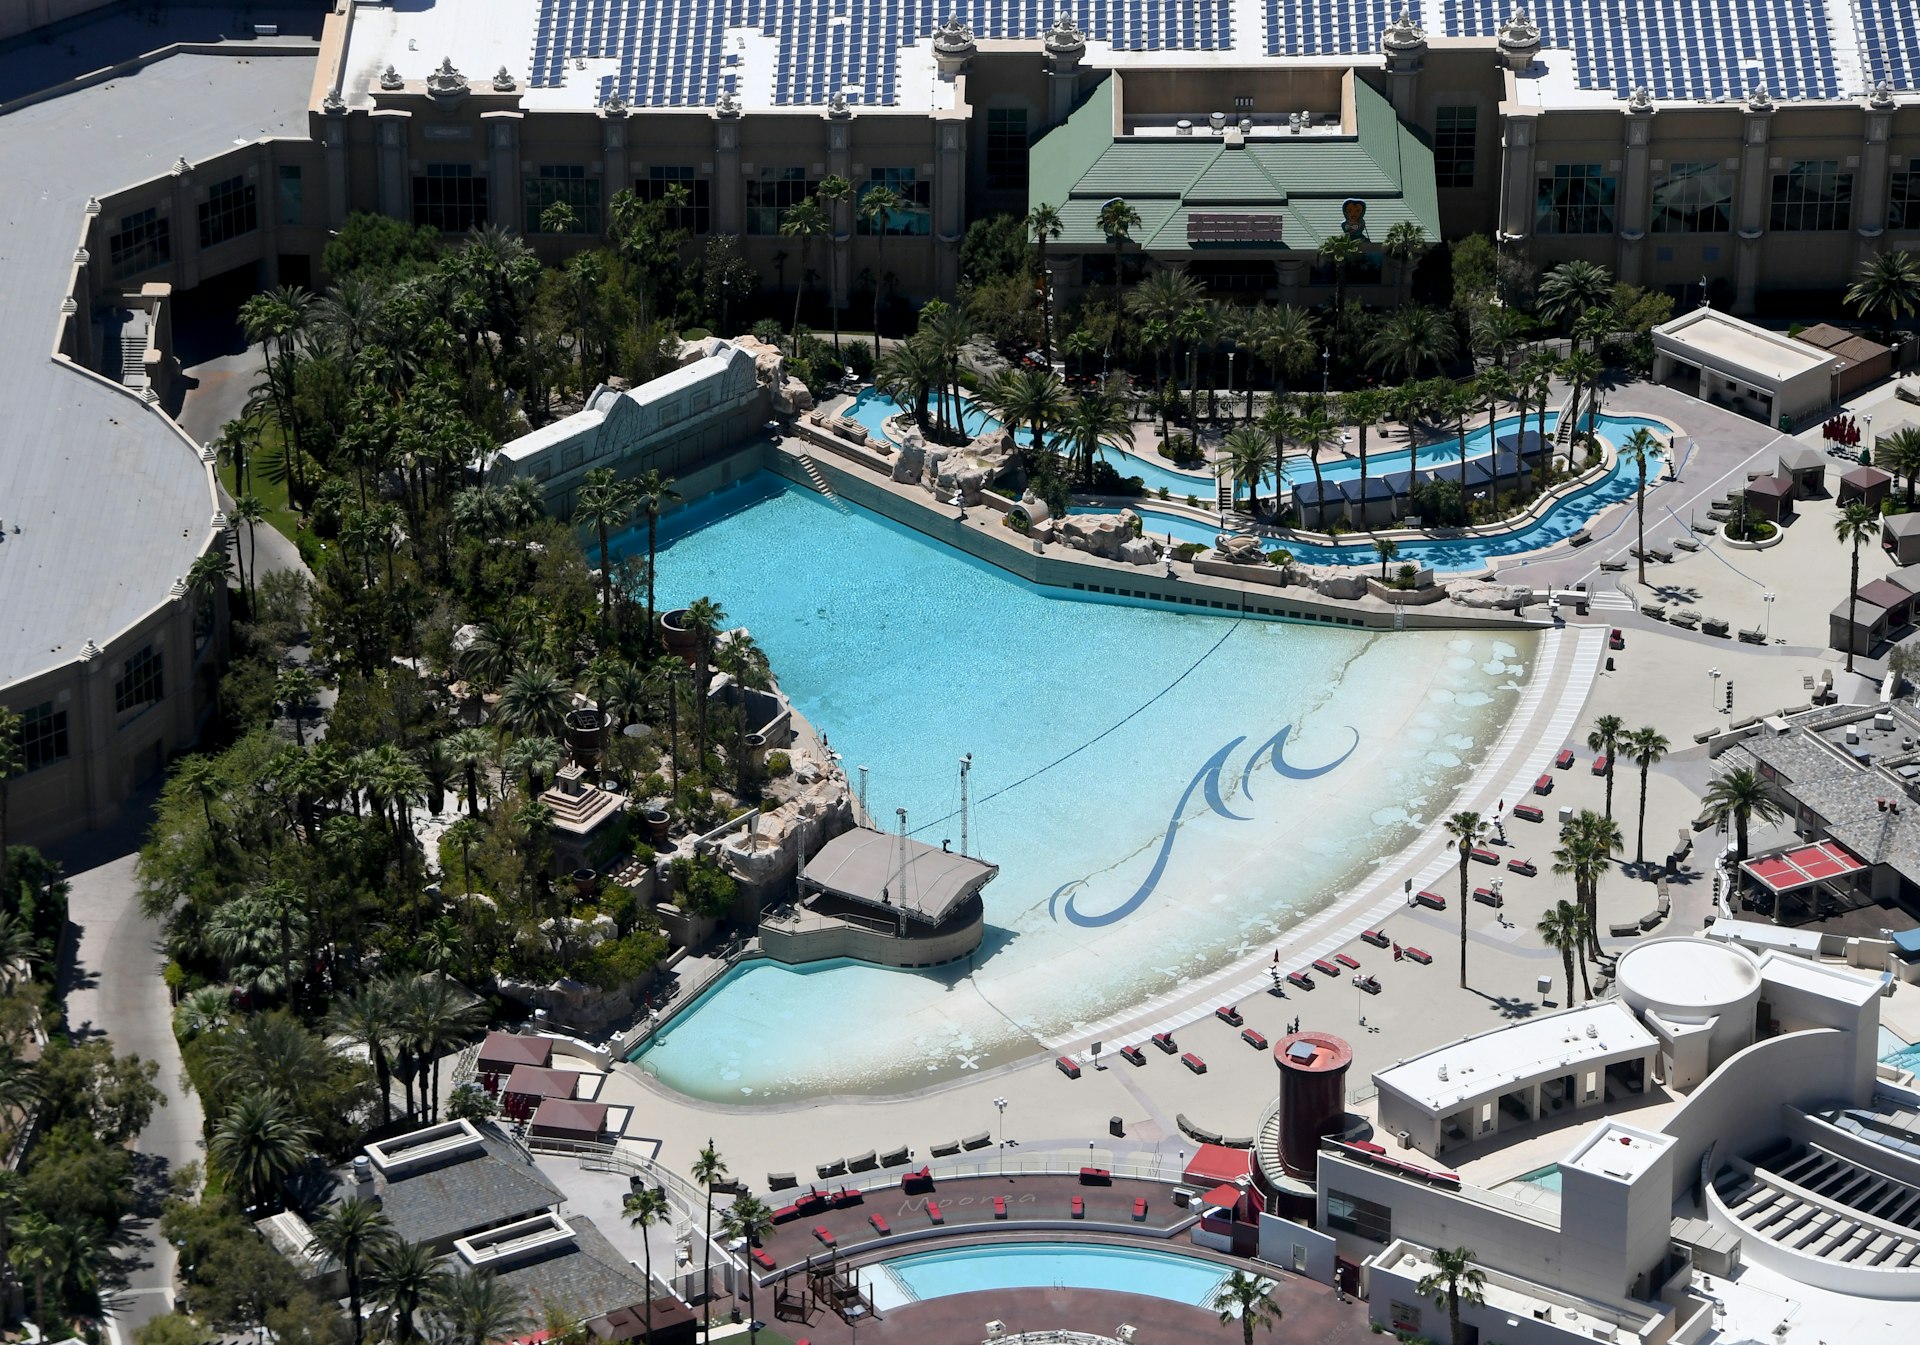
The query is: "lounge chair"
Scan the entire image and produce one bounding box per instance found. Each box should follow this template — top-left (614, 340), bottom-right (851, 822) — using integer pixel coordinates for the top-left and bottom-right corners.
top-left (868, 1213), bottom-right (890, 1235)
top-left (1241, 1027), bottom-right (1268, 1049)
top-left (1739, 627), bottom-right (1766, 644)
top-left (1670, 610), bottom-right (1699, 629)
top-left (813, 1226), bottom-right (836, 1248)
top-left (1361, 929), bottom-right (1391, 948)
top-left (926, 1200), bottom-right (943, 1224)
top-left (1672, 537), bottom-right (1700, 552)
top-left (1119, 1044), bottom-right (1145, 1066)
top-left (1701, 616), bottom-right (1730, 638)
top-left (1598, 558), bottom-right (1628, 572)
top-left (1070, 1196), bottom-right (1084, 1219)
top-left (1641, 602), bottom-right (1667, 620)
top-left (752, 1249), bottom-right (777, 1270)
top-left (1335, 953), bottom-right (1360, 969)
top-left (1311, 958), bottom-right (1340, 976)
top-left (1133, 1197), bottom-right (1148, 1220)
top-left (1649, 546), bottom-right (1674, 563)
top-left (993, 1196), bottom-right (1007, 1219)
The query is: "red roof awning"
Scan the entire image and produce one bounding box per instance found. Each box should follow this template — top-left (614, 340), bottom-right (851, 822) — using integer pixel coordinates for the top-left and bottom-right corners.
top-left (504, 1064), bottom-right (578, 1099)
top-left (1743, 840), bottom-right (1867, 894)
top-left (480, 1031), bottom-right (552, 1073)
top-left (1201, 1183), bottom-right (1245, 1210)
top-left (1183, 1143), bottom-right (1252, 1187)
top-left (529, 1097), bottom-right (609, 1142)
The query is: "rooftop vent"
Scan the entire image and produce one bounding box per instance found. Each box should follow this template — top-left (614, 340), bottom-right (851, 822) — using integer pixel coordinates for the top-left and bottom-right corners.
top-left (1876, 712), bottom-right (1895, 732)
top-left (453, 1212), bottom-right (576, 1270)
top-left (1176, 119), bottom-right (1192, 135)
top-left (365, 1119), bottom-right (487, 1177)
top-left (1209, 111), bottom-right (1226, 131)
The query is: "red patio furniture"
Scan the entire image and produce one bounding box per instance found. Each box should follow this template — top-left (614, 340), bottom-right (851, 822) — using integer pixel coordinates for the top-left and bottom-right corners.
top-left (1404, 946), bottom-right (1433, 964)
top-left (901, 1166), bottom-right (933, 1193)
top-left (868, 1214), bottom-right (890, 1235)
top-left (1132, 1197), bottom-right (1148, 1220)
top-left (831, 1187), bottom-right (862, 1208)
top-left (1215, 1005), bottom-right (1243, 1026)
top-left (926, 1200), bottom-right (943, 1224)
top-left (1361, 929), bottom-right (1390, 948)
top-left (1554, 748), bottom-right (1575, 769)
top-left (1120, 1044), bottom-right (1145, 1066)
top-left (1508, 858), bottom-right (1538, 876)
top-left (1080, 1167), bottom-right (1113, 1184)
top-left (1610, 628), bottom-right (1624, 649)
top-left (1474, 887), bottom-right (1503, 907)
top-left (1514, 804), bottom-right (1545, 822)
top-left (1335, 953), bottom-right (1360, 969)
top-left (812, 1225), bottom-right (836, 1248)
top-left (1056, 1055), bottom-right (1082, 1079)
top-left (772, 1204), bottom-right (801, 1225)
top-left (1071, 1196), bottom-right (1084, 1218)
top-left (1534, 773), bottom-right (1554, 794)
top-left (752, 1249), bottom-right (777, 1270)
top-left (1470, 846), bottom-right (1499, 864)
top-left (993, 1196), bottom-right (1007, 1219)
top-left (1241, 1027), bottom-right (1268, 1049)
top-left (1182, 1051), bottom-right (1207, 1073)
top-left (1311, 958), bottom-right (1340, 977)
top-left (1152, 1031), bottom-right (1177, 1053)
top-left (1592, 754), bottom-right (1609, 775)
top-left (1353, 974), bottom-right (1382, 994)
top-left (1287, 970), bottom-right (1314, 989)
top-left (1414, 890), bottom-right (1446, 910)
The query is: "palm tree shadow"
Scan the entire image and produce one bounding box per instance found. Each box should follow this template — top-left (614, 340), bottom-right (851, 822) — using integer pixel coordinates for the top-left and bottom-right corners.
top-left (1467, 987), bottom-right (1537, 1019)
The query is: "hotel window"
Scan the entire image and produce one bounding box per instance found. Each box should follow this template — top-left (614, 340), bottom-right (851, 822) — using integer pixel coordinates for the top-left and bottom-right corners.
top-left (1433, 106), bottom-right (1477, 188)
top-left (1536, 164), bottom-right (1617, 235)
top-left (413, 163), bottom-right (489, 233)
top-left (278, 165), bottom-right (304, 226)
top-left (1652, 161), bottom-right (1732, 233)
top-left (985, 107), bottom-right (1029, 191)
top-left (1890, 169), bottom-right (1920, 231)
top-left (17, 702), bottom-right (70, 772)
top-left (108, 207), bottom-right (170, 279)
top-left (1770, 160), bottom-right (1852, 232)
top-left (525, 164), bottom-right (601, 234)
top-left (746, 167), bottom-right (816, 235)
top-left (198, 175), bottom-right (258, 249)
top-left (1326, 1189), bottom-right (1392, 1242)
top-left (640, 166), bottom-right (710, 234)
top-left (857, 169), bottom-right (932, 236)
top-left (115, 645), bottom-right (164, 714)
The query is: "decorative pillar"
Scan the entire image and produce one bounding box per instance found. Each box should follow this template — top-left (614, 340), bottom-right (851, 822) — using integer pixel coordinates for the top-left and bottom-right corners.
top-left (1855, 81), bottom-right (1896, 270)
top-left (1617, 85), bottom-right (1655, 286)
top-left (712, 93), bottom-right (744, 237)
top-left (934, 116), bottom-right (966, 296)
top-left (1497, 110), bottom-right (1540, 256)
top-left (168, 156), bottom-right (201, 291)
top-left (1380, 9), bottom-right (1428, 122)
top-left (76, 641), bottom-right (114, 830)
top-left (321, 92), bottom-right (351, 229)
top-left (826, 94), bottom-right (854, 310)
top-left (931, 17), bottom-right (977, 79)
top-left (1734, 83), bottom-right (1775, 314)
top-left (483, 110), bottom-right (523, 232)
top-left (371, 110), bottom-right (411, 221)
top-left (1495, 9), bottom-right (1542, 73)
top-left (601, 96), bottom-right (630, 233)
top-left (1043, 11), bottom-right (1087, 128)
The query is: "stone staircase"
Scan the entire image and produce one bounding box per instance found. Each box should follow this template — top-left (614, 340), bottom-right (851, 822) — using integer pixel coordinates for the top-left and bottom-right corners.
top-left (118, 328), bottom-right (148, 392)
top-left (793, 450), bottom-right (850, 513)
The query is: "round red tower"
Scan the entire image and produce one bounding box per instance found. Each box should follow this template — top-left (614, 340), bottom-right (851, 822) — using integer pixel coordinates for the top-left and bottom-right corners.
top-left (1271, 1030), bottom-right (1353, 1179)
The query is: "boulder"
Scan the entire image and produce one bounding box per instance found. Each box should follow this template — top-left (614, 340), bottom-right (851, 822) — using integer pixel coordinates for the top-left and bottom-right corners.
top-left (731, 334), bottom-right (789, 387)
top-left (1120, 536), bottom-right (1162, 566)
top-left (1307, 570), bottom-right (1367, 600)
top-left (1061, 509), bottom-right (1139, 561)
top-left (891, 433), bottom-right (927, 484)
top-left (1451, 581), bottom-right (1535, 610)
top-left (1217, 535), bottom-right (1264, 563)
top-left (773, 376), bottom-right (814, 415)
top-left (676, 336), bottom-right (726, 366)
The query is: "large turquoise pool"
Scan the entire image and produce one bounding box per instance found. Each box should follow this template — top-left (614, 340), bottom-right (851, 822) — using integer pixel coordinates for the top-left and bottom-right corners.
top-left (866, 1241), bottom-right (1233, 1311)
top-left (616, 476), bottom-right (1535, 1100)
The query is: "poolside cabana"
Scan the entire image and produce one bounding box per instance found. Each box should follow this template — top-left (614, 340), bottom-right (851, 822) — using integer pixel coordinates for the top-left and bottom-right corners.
top-left (504, 1065), bottom-right (578, 1104)
top-left (1777, 443), bottom-right (1829, 498)
top-left (1884, 513), bottom-right (1920, 566)
top-left (1743, 472), bottom-right (1796, 523)
top-left (529, 1098), bottom-right (609, 1144)
top-left (1839, 465), bottom-right (1892, 512)
top-left (479, 1031), bottom-right (552, 1078)
top-left (1339, 475), bottom-right (1397, 529)
top-left (1830, 597), bottom-right (1890, 657)
top-left (1496, 430), bottom-right (1551, 463)
top-left (1858, 578), bottom-right (1914, 632)
top-left (1887, 563), bottom-right (1920, 604)
top-left (1291, 478), bottom-right (1344, 530)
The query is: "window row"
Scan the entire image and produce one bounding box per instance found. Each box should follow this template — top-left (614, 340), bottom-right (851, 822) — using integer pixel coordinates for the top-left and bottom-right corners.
top-left (1540, 160), bottom-right (1920, 234)
top-left (104, 169), bottom-right (303, 281)
top-left (12, 702), bottom-right (70, 773)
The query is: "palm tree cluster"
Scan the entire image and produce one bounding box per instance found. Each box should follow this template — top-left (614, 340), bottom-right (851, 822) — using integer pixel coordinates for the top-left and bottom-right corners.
top-left (1551, 809), bottom-right (1623, 962)
top-left (306, 1200), bottom-right (532, 1345)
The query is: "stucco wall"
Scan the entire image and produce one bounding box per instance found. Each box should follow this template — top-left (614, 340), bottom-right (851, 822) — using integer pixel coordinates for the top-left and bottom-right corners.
top-left (1660, 1028), bottom-right (1856, 1201)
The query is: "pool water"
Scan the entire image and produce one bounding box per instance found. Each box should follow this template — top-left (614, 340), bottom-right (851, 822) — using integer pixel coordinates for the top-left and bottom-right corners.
top-left (619, 475), bottom-right (1535, 1101)
top-left (1510, 1163), bottom-right (1564, 1193)
top-left (841, 386), bottom-right (1215, 498)
top-left (1885, 1043), bottom-right (1920, 1075)
top-left (866, 1240), bottom-right (1232, 1310)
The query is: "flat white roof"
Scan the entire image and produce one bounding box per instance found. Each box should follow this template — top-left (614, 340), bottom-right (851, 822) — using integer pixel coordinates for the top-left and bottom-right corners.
top-left (1614, 938), bottom-right (1761, 1011)
top-left (1755, 949), bottom-right (1883, 1008)
top-left (1374, 1003), bottom-right (1657, 1113)
top-left (1561, 1121), bottom-right (1672, 1183)
top-left (1704, 916), bottom-right (1826, 956)
top-left (1654, 308), bottom-right (1834, 385)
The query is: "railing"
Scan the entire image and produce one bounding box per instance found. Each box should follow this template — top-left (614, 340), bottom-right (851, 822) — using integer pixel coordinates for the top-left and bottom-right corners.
top-left (808, 1150), bottom-right (1193, 1193)
top-left (522, 1134), bottom-right (721, 1231)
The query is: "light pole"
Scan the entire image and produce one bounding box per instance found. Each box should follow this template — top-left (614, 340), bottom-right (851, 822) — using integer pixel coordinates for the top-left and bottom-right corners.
top-left (994, 1095), bottom-right (1008, 1175)
top-left (721, 273), bottom-right (731, 336)
top-left (1699, 274), bottom-right (1709, 311)
top-left (1322, 345), bottom-right (1332, 397)
top-left (1763, 591), bottom-right (1776, 639)
top-left (1043, 266), bottom-right (1055, 366)
top-left (1709, 666), bottom-right (1722, 713)
top-left (1227, 350), bottom-right (1238, 423)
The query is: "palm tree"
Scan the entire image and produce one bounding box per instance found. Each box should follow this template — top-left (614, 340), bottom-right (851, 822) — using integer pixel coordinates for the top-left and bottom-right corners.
top-left (1052, 385), bottom-right (1133, 486)
top-left (1537, 260), bottom-right (1613, 355)
top-left (307, 1200), bottom-right (396, 1345)
top-left (1130, 270), bottom-right (1204, 393)
top-left (624, 1184), bottom-right (672, 1345)
top-left (1317, 232), bottom-right (1363, 324)
top-left (629, 469), bottom-right (681, 654)
top-left (977, 366), bottom-right (1068, 478)
top-left (1212, 1270), bottom-right (1283, 1345)
top-left (574, 468), bottom-right (637, 637)
top-left (174, 754), bottom-right (226, 843)
top-left (1618, 428), bottom-right (1659, 586)
top-left (1845, 248), bottom-right (1920, 342)
top-left (1444, 383), bottom-right (1478, 500)
top-left (445, 727), bottom-right (495, 817)
top-left (1174, 304), bottom-right (1209, 423)
top-left (1559, 349), bottom-right (1603, 441)
top-left (1836, 501), bottom-right (1879, 673)
top-left (231, 492), bottom-right (266, 607)
top-left (1416, 1246), bottom-right (1488, 1345)
top-left (1554, 809), bottom-right (1622, 958)
top-left (1096, 198), bottom-right (1142, 366)
top-left (210, 1089), bottom-right (317, 1212)
top-left (1294, 396), bottom-right (1338, 506)
top-left (1259, 399), bottom-right (1300, 503)
top-left (399, 973), bottom-right (486, 1122)
top-left (861, 185), bottom-right (907, 343)
top-left (692, 1139), bottom-right (729, 1312)
top-left (1626, 726), bottom-right (1671, 865)
top-left (1536, 901), bottom-right (1586, 1004)
top-left (1028, 202), bottom-right (1064, 362)
top-left (1472, 302), bottom-right (1535, 371)
top-left (240, 285), bottom-right (313, 498)
top-left (1373, 536), bottom-right (1400, 578)
top-left (1383, 221), bottom-right (1429, 303)
top-left (1341, 388), bottom-right (1387, 508)
top-left (1704, 765), bottom-right (1784, 865)
top-left (1366, 306), bottom-right (1457, 381)
top-left (495, 664), bottom-right (573, 741)
top-left (1442, 811), bottom-right (1486, 987)
top-left (366, 1237), bottom-right (450, 1344)
top-left (1876, 424), bottom-right (1920, 503)
top-left (718, 1193), bottom-right (777, 1345)
top-left (1248, 304), bottom-right (1318, 405)
top-left (276, 665), bottom-right (320, 748)
top-left (779, 197), bottom-right (831, 355)
top-left (1587, 714), bottom-right (1626, 819)
top-left (434, 1267), bottom-right (532, 1345)
top-left (1226, 427), bottom-right (1270, 514)
top-left (1476, 366), bottom-right (1517, 510)
top-left (683, 597), bottom-right (728, 770)
top-left (814, 175), bottom-right (855, 356)
top-left (331, 981), bottom-right (401, 1127)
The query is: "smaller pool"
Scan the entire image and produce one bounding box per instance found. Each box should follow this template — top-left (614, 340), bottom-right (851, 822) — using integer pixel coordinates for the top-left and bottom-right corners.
top-left (1068, 504), bottom-right (1225, 550)
top-left (867, 1240), bottom-right (1231, 1311)
top-left (1885, 1044), bottom-right (1920, 1075)
top-left (1510, 1163), bottom-right (1564, 1193)
top-left (1878, 1025), bottom-right (1910, 1060)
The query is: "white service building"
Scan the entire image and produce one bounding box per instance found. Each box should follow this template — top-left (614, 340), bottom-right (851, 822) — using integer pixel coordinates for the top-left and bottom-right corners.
top-left (1650, 308), bottom-right (1837, 431)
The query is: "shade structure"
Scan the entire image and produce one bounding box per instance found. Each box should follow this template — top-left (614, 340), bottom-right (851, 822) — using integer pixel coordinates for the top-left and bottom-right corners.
top-left (504, 1065), bottom-right (579, 1101)
top-left (479, 1031), bottom-right (552, 1074)
top-left (529, 1098), bottom-right (608, 1143)
top-left (1742, 840), bottom-right (1866, 894)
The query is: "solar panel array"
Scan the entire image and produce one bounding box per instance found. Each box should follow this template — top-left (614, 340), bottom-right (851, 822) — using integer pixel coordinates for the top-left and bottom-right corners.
top-left (1858, 0), bottom-right (1920, 92)
top-left (530, 0), bottom-right (1235, 108)
top-left (1265, 0), bottom-right (1843, 102)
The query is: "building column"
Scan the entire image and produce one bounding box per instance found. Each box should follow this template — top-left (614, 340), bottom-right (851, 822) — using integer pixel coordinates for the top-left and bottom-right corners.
top-left (1616, 89), bottom-right (1655, 287)
top-left (1855, 85), bottom-right (1896, 270)
top-left (1733, 88), bottom-right (1775, 314)
top-left (934, 115), bottom-right (966, 297)
top-left (1381, 11), bottom-right (1428, 121)
top-left (712, 97), bottom-right (744, 237)
top-left (322, 105), bottom-right (351, 229)
top-left (1043, 13), bottom-right (1087, 129)
top-left (826, 100), bottom-right (854, 311)
top-left (1496, 110), bottom-right (1540, 270)
top-left (76, 644), bottom-right (114, 830)
top-left (371, 109), bottom-right (411, 221)
top-left (168, 155), bottom-right (202, 291)
top-left (601, 103), bottom-right (630, 234)
top-left (484, 111), bottom-right (523, 233)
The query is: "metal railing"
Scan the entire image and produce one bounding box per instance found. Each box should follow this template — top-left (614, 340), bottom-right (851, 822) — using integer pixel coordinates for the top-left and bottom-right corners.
top-left (523, 1134), bottom-right (716, 1223)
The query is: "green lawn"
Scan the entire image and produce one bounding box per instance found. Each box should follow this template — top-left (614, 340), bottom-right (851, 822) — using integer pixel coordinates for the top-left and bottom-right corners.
top-left (216, 419), bottom-right (304, 544)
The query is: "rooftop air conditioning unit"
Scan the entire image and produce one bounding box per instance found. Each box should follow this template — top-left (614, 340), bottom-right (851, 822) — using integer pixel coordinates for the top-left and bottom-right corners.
top-left (1209, 111), bottom-right (1226, 131)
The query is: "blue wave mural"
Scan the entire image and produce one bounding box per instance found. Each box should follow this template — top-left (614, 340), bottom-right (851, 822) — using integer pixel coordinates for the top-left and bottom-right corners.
top-left (1048, 725), bottom-right (1360, 928)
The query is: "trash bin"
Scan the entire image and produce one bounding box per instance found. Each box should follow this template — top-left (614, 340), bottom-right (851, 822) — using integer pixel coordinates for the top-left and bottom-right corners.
top-left (1109, 1115), bottom-right (1125, 1138)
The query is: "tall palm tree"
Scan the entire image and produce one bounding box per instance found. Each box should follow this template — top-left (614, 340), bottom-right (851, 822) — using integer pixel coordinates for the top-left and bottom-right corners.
top-left (683, 597), bottom-right (728, 771)
top-left (1259, 399), bottom-right (1300, 504)
top-left (445, 727), bottom-right (495, 817)
top-left (1472, 303), bottom-right (1535, 371)
top-left (1174, 304), bottom-right (1209, 423)
top-left (231, 492), bottom-right (266, 608)
top-left (1096, 198), bottom-right (1142, 367)
top-left (239, 285), bottom-right (313, 499)
top-left (1212, 1270), bottom-right (1283, 1345)
top-left (1052, 386), bottom-right (1133, 486)
top-left (433, 1267), bottom-right (532, 1345)
top-left (1416, 1246), bottom-right (1487, 1345)
top-left (1559, 349), bottom-right (1603, 442)
top-left (1587, 714), bottom-right (1626, 819)
top-left (1554, 809), bottom-right (1622, 958)
top-left (692, 1139), bottom-right (729, 1313)
top-left (1536, 901), bottom-right (1585, 1004)
top-left (399, 973), bottom-right (487, 1122)
top-left (814, 175), bottom-right (855, 357)
top-left (1845, 248), bottom-right (1920, 342)
top-left (1536, 260), bottom-right (1613, 355)
top-left (306, 1200), bottom-right (396, 1345)
top-left (1704, 765), bottom-right (1783, 865)
top-left (1618, 428), bottom-right (1659, 585)
top-left (1028, 203), bottom-right (1064, 363)
top-left (574, 468), bottom-right (637, 637)
top-left (1341, 388), bottom-right (1387, 510)
top-left (861, 185), bottom-right (907, 344)
top-left (624, 1184), bottom-right (672, 1345)
top-left (1626, 726), bottom-right (1671, 866)
top-left (1248, 304), bottom-right (1318, 406)
top-left (1876, 424), bottom-right (1920, 503)
top-left (1476, 366), bottom-right (1517, 510)
top-left (366, 1237), bottom-right (450, 1344)
top-left (976, 366), bottom-right (1068, 478)
top-left (1383, 221), bottom-right (1429, 303)
top-left (1445, 383), bottom-right (1478, 501)
top-left (1294, 396), bottom-right (1338, 506)
top-left (331, 981), bottom-right (401, 1127)
top-left (718, 1193), bottom-right (777, 1345)
top-left (1317, 232), bottom-right (1363, 326)
top-left (628, 469), bottom-right (681, 655)
top-left (1442, 811), bottom-right (1486, 987)
top-left (1835, 501), bottom-right (1879, 673)
top-left (1367, 306), bottom-right (1457, 381)
top-left (1225, 427), bottom-right (1271, 515)
top-left (276, 665), bottom-right (320, 749)
top-left (495, 664), bottom-right (574, 741)
top-left (779, 197), bottom-right (831, 355)
top-left (210, 1089), bottom-right (317, 1212)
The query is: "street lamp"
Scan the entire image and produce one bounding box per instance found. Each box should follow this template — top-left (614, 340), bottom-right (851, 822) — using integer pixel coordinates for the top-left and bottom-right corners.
top-left (993, 1096), bottom-right (1008, 1175)
top-left (1763, 591), bottom-right (1776, 639)
top-left (1709, 666), bottom-right (1722, 713)
top-left (1043, 266), bottom-right (1055, 366)
top-left (1699, 274), bottom-right (1710, 310)
top-left (1227, 350), bottom-right (1238, 423)
top-left (721, 273), bottom-right (732, 336)
top-left (1322, 345), bottom-right (1332, 396)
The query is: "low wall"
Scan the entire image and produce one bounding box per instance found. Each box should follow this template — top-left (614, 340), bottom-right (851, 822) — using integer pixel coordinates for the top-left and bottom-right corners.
top-left (758, 905), bottom-right (984, 968)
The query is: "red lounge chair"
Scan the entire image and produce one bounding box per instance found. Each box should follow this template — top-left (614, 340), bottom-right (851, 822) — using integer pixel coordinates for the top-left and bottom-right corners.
top-left (794, 1190), bottom-right (827, 1214)
top-left (1554, 748), bottom-right (1575, 769)
top-left (1508, 858), bottom-right (1538, 877)
top-left (1335, 953), bottom-right (1360, 969)
top-left (1592, 754), bottom-right (1609, 775)
top-left (926, 1200), bottom-right (943, 1224)
top-left (752, 1249), bottom-right (777, 1270)
top-left (832, 1188), bottom-right (862, 1208)
top-left (1404, 946), bottom-right (1433, 964)
top-left (993, 1196), bottom-right (1007, 1219)
top-left (1474, 887), bottom-right (1503, 907)
top-left (1215, 1005), bottom-right (1243, 1026)
top-left (868, 1214), bottom-right (890, 1235)
top-left (1182, 1051), bottom-right (1207, 1073)
top-left (1534, 773), bottom-right (1554, 794)
top-left (813, 1225), bottom-right (836, 1248)
top-left (901, 1166), bottom-right (933, 1193)
top-left (1080, 1167), bottom-right (1112, 1184)
top-left (1056, 1055), bottom-right (1082, 1079)
top-left (1353, 975), bottom-right (1382, 994)
top-left (1361, 929), bottom-right (1391, 948)
top-left (1119, 1044), bottom-right (1145, 1066)
top-left (1152, 1031), bottom-right (1177, 1053)
top-left (1514, 804), bottom-right (1545, 822)
top-left (1414, 890), bottom-right (1445, 910)
top-left (1470, 847), bottom-right (1499, 864)
top-left (1610, 628), bottom-right (1625, 649)
top-left (772, 1204), bottom-right (801, 1224)
top-left (1312, 958), bottom-right (1340, 977)
top-left (1287, 970), bottom-right (1314, 989)
top-left (1241, 1027), bottom-right (1268, 1049)
top-left (1132, 1197), bottom-right (1148, 1220)
top-left (1071, 1196), bottom-right (1084, 1218)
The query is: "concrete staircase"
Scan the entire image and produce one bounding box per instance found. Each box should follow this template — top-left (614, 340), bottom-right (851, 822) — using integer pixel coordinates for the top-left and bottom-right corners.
top-left (118, 328), bottom-right (148, 392)
top-left (793, 450), bottom-right (851, 514)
